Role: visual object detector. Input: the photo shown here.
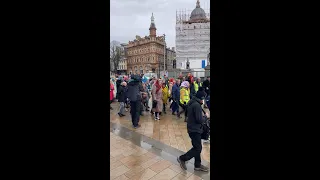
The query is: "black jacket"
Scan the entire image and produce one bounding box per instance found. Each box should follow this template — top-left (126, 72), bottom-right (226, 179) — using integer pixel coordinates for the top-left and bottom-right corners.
top-left (117, 85), bottom-right (127, 102)
top-left (116, 79), bottom-right (122, 90)
top-left (190, 83), bottom-right (196, 98)
top-left (127, 80), bottom-right (143, 102)
top-left (202, 79), bottom-right (210, 95)
top-left (186, 97), bottom-right (205, 134)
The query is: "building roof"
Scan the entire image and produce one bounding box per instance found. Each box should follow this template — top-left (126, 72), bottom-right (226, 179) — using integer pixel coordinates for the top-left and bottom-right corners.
top-left (190, 0), bottom-right (206, 21)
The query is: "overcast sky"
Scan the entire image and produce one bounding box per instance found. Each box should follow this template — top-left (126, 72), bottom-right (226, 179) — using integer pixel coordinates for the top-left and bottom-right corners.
top-left (110, 0), bottom-right (210, 48)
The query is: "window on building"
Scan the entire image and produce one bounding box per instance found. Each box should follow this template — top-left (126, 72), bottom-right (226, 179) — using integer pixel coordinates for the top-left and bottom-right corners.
top-left (140, 66), bottom-right (143, 74)
top-left (173, 59), bottom-right (176, 69)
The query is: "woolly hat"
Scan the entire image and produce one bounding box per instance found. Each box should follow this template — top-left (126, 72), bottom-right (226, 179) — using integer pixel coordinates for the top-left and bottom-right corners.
top-left (195, 90), bottom-right (206, 100)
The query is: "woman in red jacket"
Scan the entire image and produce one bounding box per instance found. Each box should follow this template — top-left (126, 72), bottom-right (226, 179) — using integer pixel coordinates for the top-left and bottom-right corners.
top-left (110, 80), bottom-right (114, 110)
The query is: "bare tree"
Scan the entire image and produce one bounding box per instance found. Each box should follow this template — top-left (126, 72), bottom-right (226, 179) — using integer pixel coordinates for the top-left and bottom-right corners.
top-left (110, 43), bottom-right (122, 74)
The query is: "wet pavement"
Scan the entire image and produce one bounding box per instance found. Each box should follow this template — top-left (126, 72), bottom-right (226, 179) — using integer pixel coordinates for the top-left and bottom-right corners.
top-left (110, 99), bottom-right (211, 180)
top-left (110, 100), bottom-right (210, 162)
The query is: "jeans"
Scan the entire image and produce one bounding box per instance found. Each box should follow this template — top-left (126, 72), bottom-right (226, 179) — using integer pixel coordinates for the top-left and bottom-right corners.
top-left (171, 100), bottom-right (179, 113)
top-left (130, 101), bottom-right (140, 127)
top-left (163, 103), bottom-right (166, 112)
top-left (119, 102), bottom-right (125, 115)
top-left (179, 132), bottom-right (202, 168)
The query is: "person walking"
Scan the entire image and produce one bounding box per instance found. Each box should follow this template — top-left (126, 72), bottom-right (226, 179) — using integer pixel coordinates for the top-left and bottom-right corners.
top-left (177, 90), bottom-right (209, 172)
top-left (116, 76), bottom-right (123, 99)
top-left (162, 83), bottom-right (169, 114)
top-left (149, 77), bottom-right (156, 114)
top-left (117, 81), bottom-right (127, 117)
top-left (110, 79), bottom-right (115, 110)
top-left (177, 81), bottom-right (190, 122)
top-left (171, 79), bottom-right (180, 115)
top-left (151, 79), bottom-right (163, 120)
top-left (168, 81), bottom-right (174, 106)
top-left (202, 76), bottom-right (210, 108)
top-left (193, 77), bottom-right (202, 93)
top-left (127, 75), bottom-right (144, 128)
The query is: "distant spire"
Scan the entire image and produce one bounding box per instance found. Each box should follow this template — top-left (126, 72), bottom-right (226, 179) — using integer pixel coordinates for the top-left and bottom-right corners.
top-left (196, 0), bottom-right (200, 8)
top-left (151, 13), bottom-right (154, 23)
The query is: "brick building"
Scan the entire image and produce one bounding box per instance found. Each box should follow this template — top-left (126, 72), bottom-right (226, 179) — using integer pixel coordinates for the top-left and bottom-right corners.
top-left (126, 13), bottom-right (165, 75)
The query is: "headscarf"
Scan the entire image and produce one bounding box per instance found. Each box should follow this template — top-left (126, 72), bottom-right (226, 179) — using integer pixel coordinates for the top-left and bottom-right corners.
top-left (180, 81), bottom-right (189, 88)
top-left (169, 78), bottom-right (174, 84)
top-left (155, 80), bottom-right (161, 93)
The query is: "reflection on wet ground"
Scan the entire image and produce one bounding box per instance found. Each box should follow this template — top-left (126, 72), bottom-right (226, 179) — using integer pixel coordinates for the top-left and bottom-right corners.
top-left (110, 127), bottom-right (210, 180)
top-left (110, 100), bottom-right (211, 180)
top-left (110, 100), bottom-right (210, 162)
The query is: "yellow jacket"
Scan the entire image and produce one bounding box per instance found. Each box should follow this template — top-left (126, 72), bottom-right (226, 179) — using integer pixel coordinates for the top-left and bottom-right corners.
top-left (162, 86), bottom-right (169, 103)
top-left (180, 88), bottom-right (190, 104)
top-left (193, 82), bottom-right (202, 92)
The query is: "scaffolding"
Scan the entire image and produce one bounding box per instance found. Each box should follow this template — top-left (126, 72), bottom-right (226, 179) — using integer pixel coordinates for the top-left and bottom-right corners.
top-left (175, 6), bottom-right (210, 72)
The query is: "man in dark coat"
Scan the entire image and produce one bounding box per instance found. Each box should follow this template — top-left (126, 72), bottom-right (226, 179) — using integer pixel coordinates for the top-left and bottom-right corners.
top-left (126, 75), bottom-right (144, 128)
top-left (116, 76), bottom-right (123, 99)
top-left (177, 90), bottom-right (209, 172)
top-left (202, 76), bottom-right (210, 108)
top-left (202, 76), bottom-right (210, 96)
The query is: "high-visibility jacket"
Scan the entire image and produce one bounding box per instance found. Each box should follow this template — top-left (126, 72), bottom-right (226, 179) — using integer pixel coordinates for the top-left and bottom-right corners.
top-left (193, 82), bottom-right (202, 92)
top-left (180, 88), bottom-right (190, 104)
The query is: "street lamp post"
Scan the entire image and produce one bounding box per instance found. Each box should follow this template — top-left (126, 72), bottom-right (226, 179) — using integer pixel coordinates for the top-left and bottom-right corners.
top-left (163, 34), bottom-right (166, 76)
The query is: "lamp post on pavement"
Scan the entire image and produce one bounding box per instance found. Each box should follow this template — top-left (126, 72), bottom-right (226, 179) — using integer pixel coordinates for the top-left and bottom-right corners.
top-left (163, 34), bottom-right (166, 76)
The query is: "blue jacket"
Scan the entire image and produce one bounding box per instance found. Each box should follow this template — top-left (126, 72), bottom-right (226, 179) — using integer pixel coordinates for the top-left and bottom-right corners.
top-left (172, 84), bottom-right (180, 101)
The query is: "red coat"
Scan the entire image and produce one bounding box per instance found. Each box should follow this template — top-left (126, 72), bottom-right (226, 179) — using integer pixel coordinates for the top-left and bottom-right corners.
top-left (110, 83), bottom-right (114, 101)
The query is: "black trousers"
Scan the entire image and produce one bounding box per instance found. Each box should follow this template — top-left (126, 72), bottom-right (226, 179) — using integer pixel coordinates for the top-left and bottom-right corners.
top-left (130, 101), bottom-right (140, 127)
top-left (177, 102), bottom-right (187, 117)
top-left (179, 132), bottom-right (202, 167)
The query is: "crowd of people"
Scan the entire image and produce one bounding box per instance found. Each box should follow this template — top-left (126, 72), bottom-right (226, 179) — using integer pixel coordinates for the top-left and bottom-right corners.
top-left (110, 73), bottom-right (210, 172)
top-left (110, 73), bottom-right (210, 126)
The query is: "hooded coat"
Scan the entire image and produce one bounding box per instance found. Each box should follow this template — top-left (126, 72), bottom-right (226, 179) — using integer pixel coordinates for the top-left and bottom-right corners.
top-left (117, 85), bottom-right (127, 102)
top-left (186, 97), bottom-right (205, 134)
top-left (126, 76), bottom-right (143, 102)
